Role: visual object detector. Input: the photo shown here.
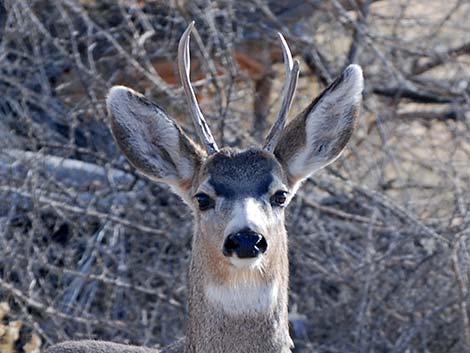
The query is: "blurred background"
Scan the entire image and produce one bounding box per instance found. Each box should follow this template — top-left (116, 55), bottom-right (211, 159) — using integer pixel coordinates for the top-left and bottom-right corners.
top-left (0, 0), bottom-right (469, 352)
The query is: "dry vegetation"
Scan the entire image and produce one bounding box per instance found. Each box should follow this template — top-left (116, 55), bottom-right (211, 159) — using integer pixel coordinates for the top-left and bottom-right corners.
top-left (0, 302), bottom-right (41, 353)
top-left (0, 0), bottom-right (469, 352)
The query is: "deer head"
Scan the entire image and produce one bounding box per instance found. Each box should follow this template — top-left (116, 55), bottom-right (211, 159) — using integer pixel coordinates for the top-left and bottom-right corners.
top-left (106, 23), bottom-right (363, 319)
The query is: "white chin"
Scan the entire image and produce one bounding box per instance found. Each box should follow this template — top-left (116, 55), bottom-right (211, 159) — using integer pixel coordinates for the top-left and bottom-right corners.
top-left (229, 256), bottom-right (263, 269)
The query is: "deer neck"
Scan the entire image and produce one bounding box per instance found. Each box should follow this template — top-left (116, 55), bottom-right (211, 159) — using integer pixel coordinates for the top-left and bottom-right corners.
top-left (184, 230), bottom-right (292, 353)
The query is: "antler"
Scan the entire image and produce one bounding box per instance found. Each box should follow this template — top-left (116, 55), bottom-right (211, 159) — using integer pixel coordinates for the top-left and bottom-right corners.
top-left (264, 33), bottom-right (300, 152)
top-left (178, 22), bottom-right (219, 155)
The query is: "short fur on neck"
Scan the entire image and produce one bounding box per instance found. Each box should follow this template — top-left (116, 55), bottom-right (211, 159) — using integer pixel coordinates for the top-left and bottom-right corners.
top-left (184, 227), bottom-right (293, 353)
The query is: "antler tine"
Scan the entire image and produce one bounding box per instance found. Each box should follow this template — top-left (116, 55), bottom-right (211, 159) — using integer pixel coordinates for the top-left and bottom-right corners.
top-left (178, 21), bottom-right (219, 155)
top-left (264, 33), bottom-right (300, 152)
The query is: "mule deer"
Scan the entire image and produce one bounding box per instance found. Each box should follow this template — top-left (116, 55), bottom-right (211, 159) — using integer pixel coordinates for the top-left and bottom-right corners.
top-left (45, 22), bottom-right (363, 353)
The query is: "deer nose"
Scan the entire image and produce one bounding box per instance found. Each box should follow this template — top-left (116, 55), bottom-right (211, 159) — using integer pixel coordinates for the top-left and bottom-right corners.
top-left (223, 228), bottom-right (267, 258)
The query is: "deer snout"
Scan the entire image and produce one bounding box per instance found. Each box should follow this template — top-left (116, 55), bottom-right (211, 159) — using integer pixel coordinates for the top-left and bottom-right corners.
top-left (223, 228), bottom-right (267, 259)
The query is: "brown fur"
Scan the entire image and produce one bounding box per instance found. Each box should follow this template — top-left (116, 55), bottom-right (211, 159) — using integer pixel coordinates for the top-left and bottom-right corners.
top-left (185, 222), bottom-right (291, 353)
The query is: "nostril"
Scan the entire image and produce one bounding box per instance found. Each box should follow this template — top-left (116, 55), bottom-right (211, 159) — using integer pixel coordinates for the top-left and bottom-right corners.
top-left (256, 236), bottom-right (268, 254)
top-left (223, 234), bottom-right (239, 256)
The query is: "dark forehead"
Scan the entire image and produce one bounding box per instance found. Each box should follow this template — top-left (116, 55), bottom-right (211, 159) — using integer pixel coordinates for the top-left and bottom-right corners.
top-left (204, 148), bottom-right (282, 198)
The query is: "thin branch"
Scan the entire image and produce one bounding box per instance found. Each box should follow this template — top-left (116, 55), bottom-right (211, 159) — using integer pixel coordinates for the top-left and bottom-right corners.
top-left (0, 278), bottom-right (127, 329)
top-left (412, 42), bottom-right (470, 75)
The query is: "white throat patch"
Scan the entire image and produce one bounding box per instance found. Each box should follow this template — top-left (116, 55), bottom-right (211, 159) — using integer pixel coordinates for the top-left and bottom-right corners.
top-left (205, 280), bottom-right (278, 315)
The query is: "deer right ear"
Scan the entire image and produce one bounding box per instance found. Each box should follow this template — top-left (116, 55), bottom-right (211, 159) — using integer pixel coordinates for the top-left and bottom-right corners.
top-left (106, 86), bottom-right (204, 200)
top-left (274, 65), bottom-right (363, 189)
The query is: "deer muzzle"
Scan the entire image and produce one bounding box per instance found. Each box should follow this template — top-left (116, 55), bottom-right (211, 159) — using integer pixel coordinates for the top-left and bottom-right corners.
top-left (223, 228), bottom-right (268, 259)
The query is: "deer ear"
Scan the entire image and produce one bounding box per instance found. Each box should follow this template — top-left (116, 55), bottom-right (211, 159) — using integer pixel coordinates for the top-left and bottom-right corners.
top-left (274, 65), bottom-right (363, 188)
top-left (106, 86), bottom-right (204, 199)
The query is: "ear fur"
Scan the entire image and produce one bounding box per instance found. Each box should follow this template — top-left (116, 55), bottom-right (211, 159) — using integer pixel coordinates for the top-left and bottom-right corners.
top-left (274, 65), bottom-right (363, 187)
top-left (106, 86), bottom-right (204, 199)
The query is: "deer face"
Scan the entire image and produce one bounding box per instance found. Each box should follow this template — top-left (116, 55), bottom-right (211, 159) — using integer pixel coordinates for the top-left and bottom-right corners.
top-left (106, 23), bottom-right (363, 295)
top-left (194, 149), bottom-right (289, 273)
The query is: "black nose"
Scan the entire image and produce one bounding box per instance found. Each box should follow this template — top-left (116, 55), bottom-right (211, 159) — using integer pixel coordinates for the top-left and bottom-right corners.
top-left (223, 228), bottom-right (267, 258)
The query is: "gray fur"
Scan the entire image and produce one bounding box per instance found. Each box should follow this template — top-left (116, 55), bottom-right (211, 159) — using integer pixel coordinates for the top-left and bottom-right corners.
top-left (275, 64), bottom-right (363, 187)
top-left (45, 339), bottom-right (184, 353)
top-left (44, 340), bottom-right (160, 353)
top-left (44, 65), bottom-right (363, 353)
top-left (204, 148), bottom-right (284, 198)
top-left (106, 86), bottom-right (204, 203)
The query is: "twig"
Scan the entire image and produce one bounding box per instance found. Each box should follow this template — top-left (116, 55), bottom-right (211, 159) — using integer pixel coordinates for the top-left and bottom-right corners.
top-left (372, 86), bottom-right (460, 104)
top-left (0, 278), bottom-right (127, 329)
top-left (0, 185), bottom-right (171, 239)
top-left (412, 42), bottom-right (470, 75)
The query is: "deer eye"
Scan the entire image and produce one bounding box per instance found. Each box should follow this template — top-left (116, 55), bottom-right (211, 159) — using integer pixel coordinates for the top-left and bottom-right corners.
top-left (270, 190), bottom-right (288, 207)
top-left (194, 193), bottom-right (215, 211)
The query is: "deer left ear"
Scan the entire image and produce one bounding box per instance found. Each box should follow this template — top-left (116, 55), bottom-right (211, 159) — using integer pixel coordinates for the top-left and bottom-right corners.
top-left (106, 86), bottom-right (204, 202)
top-left (274, 65), bottom-right (363, 188)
